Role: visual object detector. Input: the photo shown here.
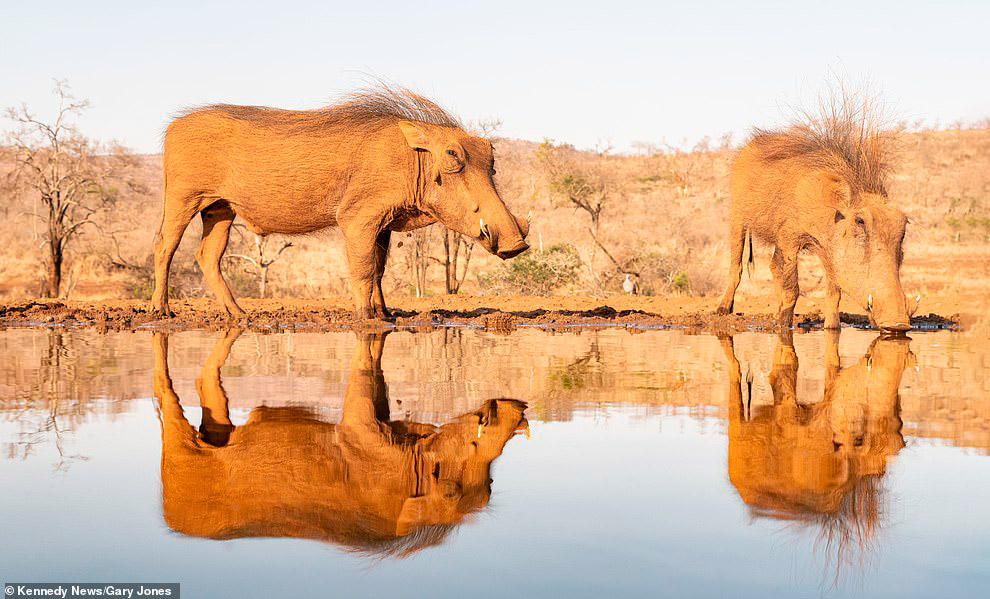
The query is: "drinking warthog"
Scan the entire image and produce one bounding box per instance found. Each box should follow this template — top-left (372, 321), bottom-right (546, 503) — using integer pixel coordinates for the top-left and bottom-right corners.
top-left (720, 331), bottom-right (910, 549)
top-left (716, 118), bottom-right (913, 331)
top-left (151, 85), bottom-right (530, 319)
top-left (152, 330), bottom-right (528, 556)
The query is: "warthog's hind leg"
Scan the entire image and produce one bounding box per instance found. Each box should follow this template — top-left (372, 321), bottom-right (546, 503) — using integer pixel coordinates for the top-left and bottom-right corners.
top-left (716, 220), bottom-right (747, 315)
top-left (195, 201), bottom-right (245, 317)
top-left (151, 196), bottom-right (199, 317)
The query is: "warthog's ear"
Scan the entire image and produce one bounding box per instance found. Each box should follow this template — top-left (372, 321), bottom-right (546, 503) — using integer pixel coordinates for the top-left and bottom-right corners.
top-left (397, 121), bottom-right (431, 151)
top-left (798, 171), bottom-right (852, 210)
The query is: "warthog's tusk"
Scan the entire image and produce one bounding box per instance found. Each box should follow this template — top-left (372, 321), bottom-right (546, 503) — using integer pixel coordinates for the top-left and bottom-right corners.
top-left (479, 218), bottom-right (486, 238)
top-left (477, 423), bottom-right (482, 438)
top-left (867, 294), bottom-right (873, 311)
top-left (527, 210), bottom-right (533, 222)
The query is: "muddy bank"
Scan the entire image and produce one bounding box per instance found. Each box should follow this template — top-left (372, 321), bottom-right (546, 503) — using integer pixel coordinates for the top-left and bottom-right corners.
top-left (0, 297), bottom-right (959, 334)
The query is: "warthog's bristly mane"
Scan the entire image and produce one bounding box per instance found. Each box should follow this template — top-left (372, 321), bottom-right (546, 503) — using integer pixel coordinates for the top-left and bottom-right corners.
top-left (750, 90), bottom-right (894, 196)
top-left (185, 84), bottom-right (463, 135)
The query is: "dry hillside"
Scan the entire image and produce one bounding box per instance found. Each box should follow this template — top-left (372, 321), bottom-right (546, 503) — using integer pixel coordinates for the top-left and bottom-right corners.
top-left (1, 128), bottom-right (988, 319)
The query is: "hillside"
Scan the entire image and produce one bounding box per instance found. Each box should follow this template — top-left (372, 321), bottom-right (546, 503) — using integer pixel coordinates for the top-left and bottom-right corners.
top-left (1, 128), bottom-right (988, 323)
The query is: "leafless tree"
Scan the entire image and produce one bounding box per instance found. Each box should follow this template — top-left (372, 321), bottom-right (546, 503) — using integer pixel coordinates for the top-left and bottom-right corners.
top-left (396, 228), bottom-right (435, 298)
top-left (440, 230), bottom-right (474, 294)
top-left (226, 225), bottom-right (294, 298)
top-left (3, 81), bottom-right (135, 297)
top-left (536, 139), bottom-right (625, 284)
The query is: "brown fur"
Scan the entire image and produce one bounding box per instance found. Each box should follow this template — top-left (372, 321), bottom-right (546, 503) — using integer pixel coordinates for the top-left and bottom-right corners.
top-left (152, 329), bottom-right (528, 557)
top-left (721, 332), bottom-right (911, 570)
top-left (716, 109), bottom-right (911, 330)
top-left (151, 85), bottom-right (529, 319)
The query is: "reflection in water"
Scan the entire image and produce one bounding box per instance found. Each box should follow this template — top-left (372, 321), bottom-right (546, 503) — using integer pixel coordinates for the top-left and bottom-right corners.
top-left (721, 330), bottom-right (913, 581)
top-left (152, 330), bottom-right (529, 557)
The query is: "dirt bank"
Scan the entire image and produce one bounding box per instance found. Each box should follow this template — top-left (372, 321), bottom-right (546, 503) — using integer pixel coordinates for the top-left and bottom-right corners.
top-left (0, 294), bottom-right (962, 334)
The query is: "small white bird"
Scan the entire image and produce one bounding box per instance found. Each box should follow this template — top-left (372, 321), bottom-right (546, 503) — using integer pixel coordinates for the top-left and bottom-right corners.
top-left (623, 273), bottom-right (639, 295)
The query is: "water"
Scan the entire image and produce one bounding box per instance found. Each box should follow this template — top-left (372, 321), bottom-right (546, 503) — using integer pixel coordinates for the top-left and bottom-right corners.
top-left (1, 326), bottom-right (988, 598)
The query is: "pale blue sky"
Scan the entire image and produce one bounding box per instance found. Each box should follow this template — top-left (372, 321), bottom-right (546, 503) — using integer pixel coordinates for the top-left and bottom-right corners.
top-left (2, 0), bottom-right (987, 153)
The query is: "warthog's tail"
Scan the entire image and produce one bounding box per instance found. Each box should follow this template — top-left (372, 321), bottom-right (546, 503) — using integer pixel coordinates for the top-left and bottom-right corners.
top-left (744, 230), bottom-right (754, 279)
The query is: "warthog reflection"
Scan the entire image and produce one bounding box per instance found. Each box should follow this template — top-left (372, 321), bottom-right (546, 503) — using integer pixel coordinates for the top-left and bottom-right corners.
top-left (720, 331), bottom-right (913, 573)
top-left (152, 330), bottom-right (528, 557)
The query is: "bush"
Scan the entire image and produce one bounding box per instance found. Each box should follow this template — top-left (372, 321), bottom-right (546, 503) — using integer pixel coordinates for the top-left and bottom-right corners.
top-left (478, 244), bottom-right (582, 296)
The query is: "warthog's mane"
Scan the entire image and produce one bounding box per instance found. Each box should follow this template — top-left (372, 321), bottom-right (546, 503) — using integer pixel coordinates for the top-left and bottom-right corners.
top-left (183, 84), bottom-right (463, 135)
top-left (750, 91), bottom-right (895, 196)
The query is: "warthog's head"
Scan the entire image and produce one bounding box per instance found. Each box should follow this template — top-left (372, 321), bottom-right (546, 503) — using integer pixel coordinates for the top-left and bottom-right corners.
top-left (396, 399), bottom-right (528, 536)
top-left (398, 122), bottom-right (530, 259)
top-left (799, 171), bottom-right (912, 331)
top-left (826, 335), bottom-right (912, 472)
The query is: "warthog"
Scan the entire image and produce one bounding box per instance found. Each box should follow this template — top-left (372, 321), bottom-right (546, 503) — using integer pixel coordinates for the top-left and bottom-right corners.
top-left (151, 85), bottom-right (530, 319)
top-left (720, 331), bottom-right (911, 548)
top-left (716, 117), bottom-right (913, 331)
top-left (153, 330), bottom-right (528, 556)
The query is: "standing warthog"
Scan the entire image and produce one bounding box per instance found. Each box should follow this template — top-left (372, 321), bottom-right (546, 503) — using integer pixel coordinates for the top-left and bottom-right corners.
top-left (151, 86), bottom-right (530, 319)
top-left (716, 117), bottom-right (913, 331)
top-left (153, 330), bottom-right (529, 556)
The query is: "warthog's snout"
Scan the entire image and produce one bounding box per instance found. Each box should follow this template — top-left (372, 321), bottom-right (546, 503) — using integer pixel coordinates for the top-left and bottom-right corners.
top-left (496, 240), bottom-right (529, 260)
top-left (879, 321), bottom-right (912, 333)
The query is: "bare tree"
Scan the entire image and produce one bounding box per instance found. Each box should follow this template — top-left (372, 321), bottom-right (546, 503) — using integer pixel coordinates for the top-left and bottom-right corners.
top-left (226, 225), bottom-right (294, 298)
top-left (3, 81), bottom-right (134, 297)
top-left (393, 228), bottom-right (436, 298)
top-left (440, 230), bottom-right (474, 294)
top-left (536, 139), bottom-right (625, 283)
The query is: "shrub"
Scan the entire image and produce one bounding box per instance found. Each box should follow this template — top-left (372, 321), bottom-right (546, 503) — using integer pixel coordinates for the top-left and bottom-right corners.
top-left (478, 244), bottom-right (582, 296)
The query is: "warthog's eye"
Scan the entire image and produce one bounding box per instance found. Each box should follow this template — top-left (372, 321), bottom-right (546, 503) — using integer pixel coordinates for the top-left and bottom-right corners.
top-left (834, 211), bottom-right (845, 223)
top-left (446, 149), bottom-right (458, 158)
top-left (855, 217), bottom-right (866, 226)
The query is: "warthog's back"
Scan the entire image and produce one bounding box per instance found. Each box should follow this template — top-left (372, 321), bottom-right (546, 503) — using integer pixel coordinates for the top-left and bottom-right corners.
top-left (729, 137), bottom-right (817, 243)
top-left (163, 105), bottom-right (405, 234)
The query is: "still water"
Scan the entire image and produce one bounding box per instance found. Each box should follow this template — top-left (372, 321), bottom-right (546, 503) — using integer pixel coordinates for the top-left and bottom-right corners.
top-left (1, 326), bottom-right (988, 598)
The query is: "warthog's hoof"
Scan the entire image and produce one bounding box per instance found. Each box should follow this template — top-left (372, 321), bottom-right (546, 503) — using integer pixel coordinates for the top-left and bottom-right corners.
top-left (715, 305), bottom-right (733, 316)
top-left (151, 308), bottom-right (176, 319)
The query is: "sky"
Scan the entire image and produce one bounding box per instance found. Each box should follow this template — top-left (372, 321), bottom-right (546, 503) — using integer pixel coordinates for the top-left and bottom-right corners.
top-left (2, 0), bottom-right (988, 154)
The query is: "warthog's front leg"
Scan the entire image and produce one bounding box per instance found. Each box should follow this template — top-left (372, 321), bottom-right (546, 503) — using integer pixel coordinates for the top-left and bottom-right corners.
top-left (824, 278), bottom-right (842, 330)
top-left (372, 230), bottom-right (392, 319)
top-left (770, 246), bottom-right (799, 327)
top-left (343, 227), bottom-right (379, 320)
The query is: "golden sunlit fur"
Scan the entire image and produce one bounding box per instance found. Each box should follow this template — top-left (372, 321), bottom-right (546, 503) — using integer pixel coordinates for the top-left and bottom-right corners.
top-left (717, 90), bottom-right (911, 330)
top-left (151, 85), bottom-right (529, 319)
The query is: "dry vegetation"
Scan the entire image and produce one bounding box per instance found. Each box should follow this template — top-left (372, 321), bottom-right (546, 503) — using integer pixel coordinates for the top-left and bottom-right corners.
top-left (1, 101), bottom-right (988, 321)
